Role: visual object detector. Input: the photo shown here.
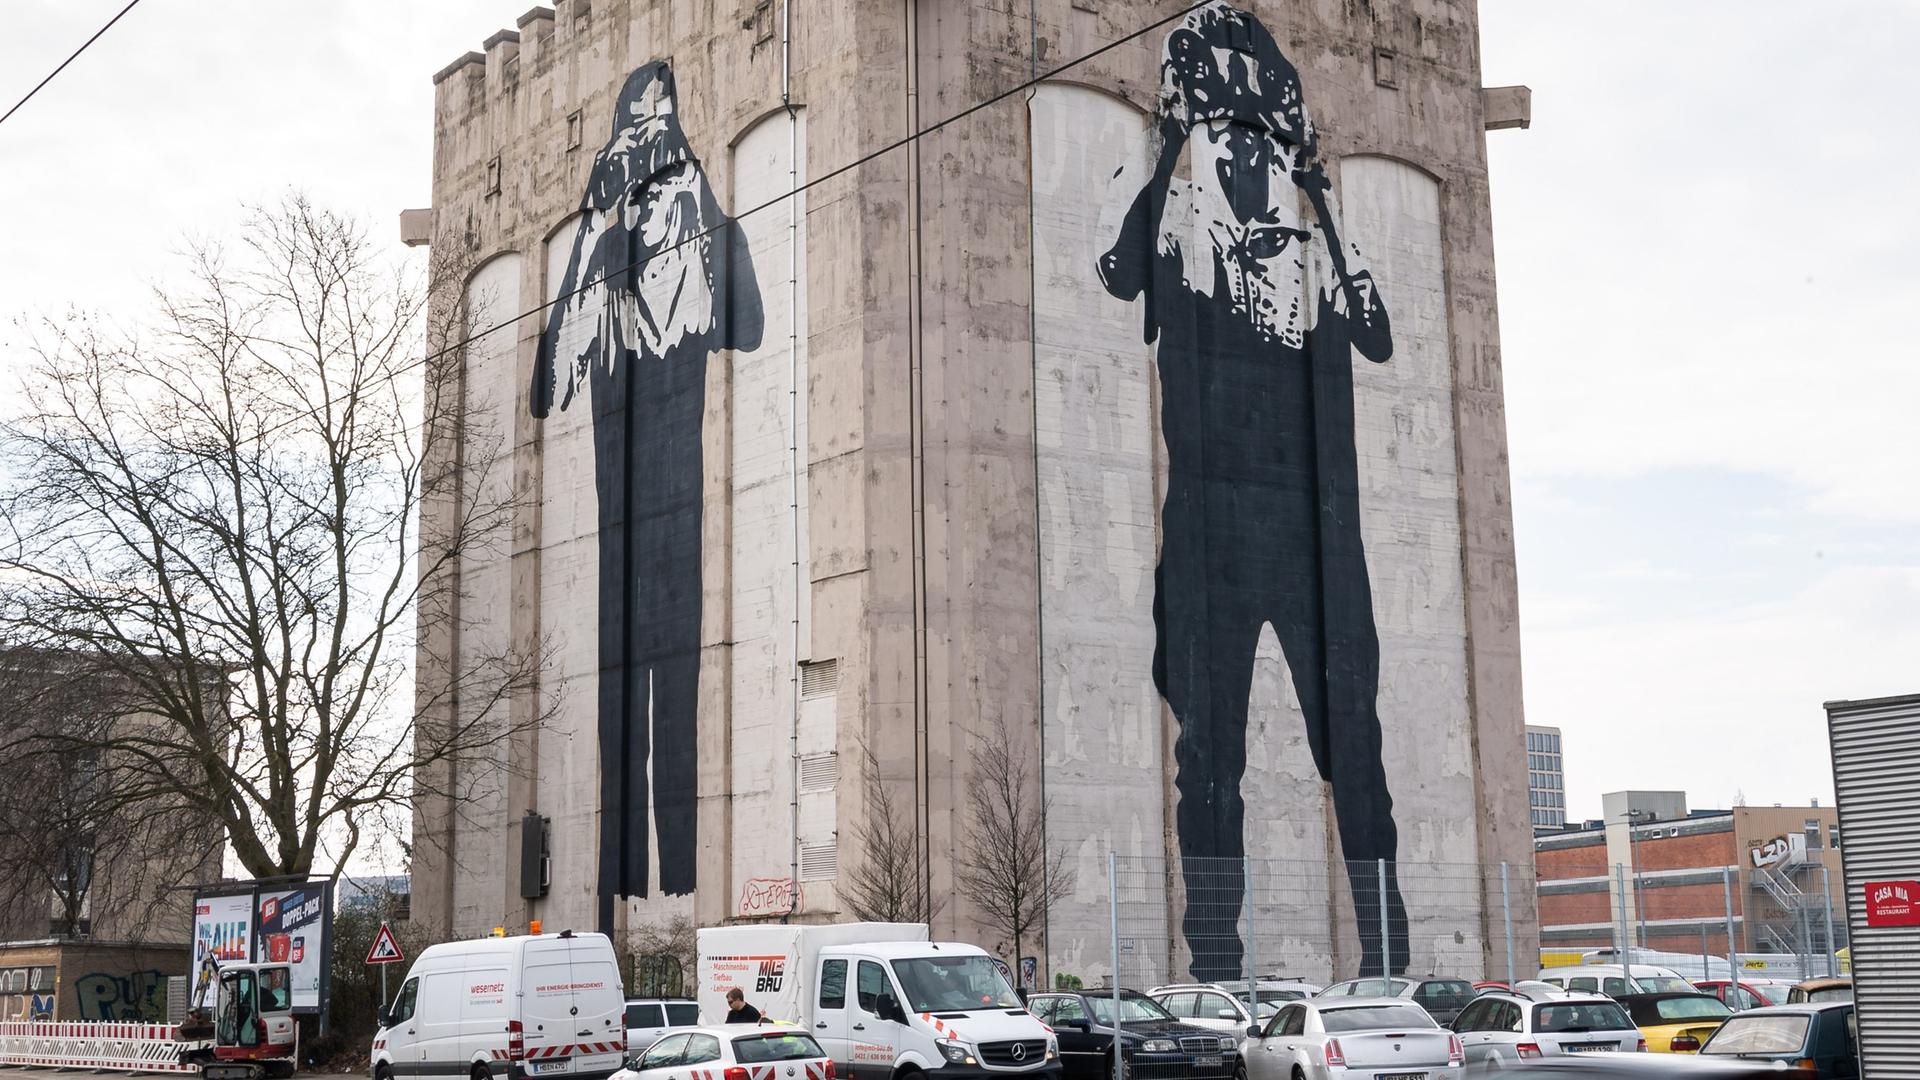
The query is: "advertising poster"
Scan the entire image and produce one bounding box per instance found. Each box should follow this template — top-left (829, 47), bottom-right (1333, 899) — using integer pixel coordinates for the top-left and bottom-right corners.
top-left (256, 885), bottom-right (331, 1012)
top-left (1866, 880), bottom-right (1920, 928)
top-left (191, 892), bottom-right (254, 1009)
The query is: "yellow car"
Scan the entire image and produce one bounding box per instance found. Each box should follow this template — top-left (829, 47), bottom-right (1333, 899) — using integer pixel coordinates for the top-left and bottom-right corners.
top-left (1616, 993), bottom-right (1734, 1053)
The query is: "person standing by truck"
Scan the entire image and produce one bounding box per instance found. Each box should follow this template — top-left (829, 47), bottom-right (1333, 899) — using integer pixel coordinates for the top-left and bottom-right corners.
top-left (726, 989), bottom-right (762, 1024)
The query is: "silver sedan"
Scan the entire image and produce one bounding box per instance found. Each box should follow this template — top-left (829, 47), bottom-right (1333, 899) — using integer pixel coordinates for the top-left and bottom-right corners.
top-left (1246, 997), bottom-right (1464, 1080)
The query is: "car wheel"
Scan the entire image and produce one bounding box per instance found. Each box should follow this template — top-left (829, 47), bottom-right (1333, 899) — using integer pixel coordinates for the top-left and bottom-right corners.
top-left (1233, 1062), bottom-right (1247, 1080)
top-left (473, 1063), bottom-right (492, 1080)
top-left (374, 1064), bottom-right (393, 1080)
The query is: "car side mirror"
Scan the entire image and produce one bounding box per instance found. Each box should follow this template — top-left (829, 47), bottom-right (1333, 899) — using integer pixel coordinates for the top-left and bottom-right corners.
top-left (376, 1008), bottom-right (391, 1028)
top-left (878, 996), bottom-right (907, 1024)
top-left (1062, 1018), bottom-right (1090, 1033)
top-left (1246, 1025), bottom-right (1261, 1039)
top-left (1217, 1009), bottom-right (1239, 1020)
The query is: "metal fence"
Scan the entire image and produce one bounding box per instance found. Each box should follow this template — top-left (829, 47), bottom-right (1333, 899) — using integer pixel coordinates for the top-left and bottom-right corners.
top-left (1086, 856), bottom-right (1540, 991)
top-left (1072, 855), bottom-right (1847, 994)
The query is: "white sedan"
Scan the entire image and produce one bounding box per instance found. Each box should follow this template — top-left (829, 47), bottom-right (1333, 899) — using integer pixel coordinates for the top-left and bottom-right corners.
top-left (615, 1026), bottom-right (834, 1080)
top-left (1246, 998), bottom-right (1463, 1080)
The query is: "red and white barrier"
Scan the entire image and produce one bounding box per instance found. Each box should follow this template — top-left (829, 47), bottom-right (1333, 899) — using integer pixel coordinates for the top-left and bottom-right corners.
top-left (0, 1020), bottom-right (197, 1073)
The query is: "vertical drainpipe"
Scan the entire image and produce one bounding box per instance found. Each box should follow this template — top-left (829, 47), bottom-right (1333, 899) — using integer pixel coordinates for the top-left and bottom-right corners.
top-left (903, 0), bottom-right (932, 930)
top-left (784, 0), bottom-right (804, 915)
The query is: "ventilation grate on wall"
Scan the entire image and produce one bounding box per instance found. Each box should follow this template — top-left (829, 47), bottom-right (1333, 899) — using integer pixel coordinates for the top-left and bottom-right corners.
top-left (799, 751), bottom-right (839, 792)
top-left (800, 658), bottom-right (839, 699)
top-left (799, 840), bottom-right (838, 882)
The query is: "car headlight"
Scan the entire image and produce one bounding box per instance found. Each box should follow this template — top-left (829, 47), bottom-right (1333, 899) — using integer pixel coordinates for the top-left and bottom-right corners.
top-left (1047, 1038), bottom-right (1059, 1061)
top-left (1141, 1040), bottom-right (1176, 1053)
top-left (937, 1040), bottom-right (977, 1066)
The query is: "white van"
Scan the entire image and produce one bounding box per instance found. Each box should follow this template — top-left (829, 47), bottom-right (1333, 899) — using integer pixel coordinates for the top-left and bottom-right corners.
top-left (1536, 964), bottom-right (1695, 998)
top-left (372, 931), bottom-right (627, 1080)
top-left (698, 923), bottom-right (1060, 1080)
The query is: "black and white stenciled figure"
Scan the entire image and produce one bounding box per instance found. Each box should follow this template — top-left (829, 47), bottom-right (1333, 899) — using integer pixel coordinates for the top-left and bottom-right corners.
top-left (533, 60), bottom-right (762, 925)
top-left (1099, 3), bottom-right (1407, 979)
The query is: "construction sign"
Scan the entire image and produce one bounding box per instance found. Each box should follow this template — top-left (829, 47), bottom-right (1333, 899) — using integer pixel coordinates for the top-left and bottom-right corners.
top-left (366, 923), bottom-right (406, 965)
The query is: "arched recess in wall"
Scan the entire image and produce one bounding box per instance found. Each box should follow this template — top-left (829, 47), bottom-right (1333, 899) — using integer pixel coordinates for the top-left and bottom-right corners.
top-left (451, 248), bottom-right (523, 932)
top-left (1027, 82), bottom-right (1164, 976)
top-left (726, 107), bottom-right (830, 905)
top-left (528, 212), bottom-right (602, 914)
top-left (1330, 154), bottom-right (1479, 955)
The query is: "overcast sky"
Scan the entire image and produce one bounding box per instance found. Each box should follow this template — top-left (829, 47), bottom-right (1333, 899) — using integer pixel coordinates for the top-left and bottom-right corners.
top-left (1, 2), bottom-right (1911, 833)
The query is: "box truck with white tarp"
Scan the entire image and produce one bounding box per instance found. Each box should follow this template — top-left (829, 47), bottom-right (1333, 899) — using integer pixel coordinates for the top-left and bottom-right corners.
top-left (1825, 692), bottom-right (1920, 1077)
top-left (696, 923), bottom-right (1059, 1080)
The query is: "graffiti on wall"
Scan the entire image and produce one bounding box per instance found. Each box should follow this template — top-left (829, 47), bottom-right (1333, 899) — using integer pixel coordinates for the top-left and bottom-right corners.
top-left (74, 969), bottom-right (168, 1021)
top-left (532, 59), bottom-right (763, 926)
top-left (1097, 2), bottom-right (1407, 978)
top-left (737, 877), bottom-right (802, 918)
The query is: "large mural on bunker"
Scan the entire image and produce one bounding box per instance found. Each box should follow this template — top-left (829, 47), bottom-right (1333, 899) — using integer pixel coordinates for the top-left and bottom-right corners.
top-left (1032, 0), bottom-right (1478, 982)
top-left (1098, 3), bottom-right (1406, 980)
top-left (532, 60), bottom-right (762, 925)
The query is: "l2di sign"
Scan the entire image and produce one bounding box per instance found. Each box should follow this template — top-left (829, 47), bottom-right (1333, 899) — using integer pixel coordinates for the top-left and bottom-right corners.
top-left (1865, 880), bottom-right (1920, 927)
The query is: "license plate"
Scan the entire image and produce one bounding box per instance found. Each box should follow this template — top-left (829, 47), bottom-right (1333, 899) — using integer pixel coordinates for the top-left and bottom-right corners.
top-left (1193, 1058), bottom-right (1223, 1069)
top-left (530, 1061), bottom-right (571, 1074)
top-left (1377, 1073), bottom-right (1426, 1080)
top-left (1565, 1045), bottom-right (1616, 1054)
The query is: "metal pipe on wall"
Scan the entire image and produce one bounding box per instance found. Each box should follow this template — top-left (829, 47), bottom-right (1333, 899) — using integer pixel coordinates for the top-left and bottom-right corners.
top-left (783, 0), bottom-right (804, 914)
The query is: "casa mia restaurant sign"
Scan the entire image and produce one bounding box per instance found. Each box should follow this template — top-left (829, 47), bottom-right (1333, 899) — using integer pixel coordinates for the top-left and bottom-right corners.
top-left (1865, 880), bottom-right (1920, 928)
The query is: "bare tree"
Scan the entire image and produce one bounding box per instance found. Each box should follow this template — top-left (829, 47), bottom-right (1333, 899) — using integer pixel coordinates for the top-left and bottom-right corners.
top-left (955, 717), bottom-right (1073, 967)
top-left (845, 741), bottom-right (944, 924)
top-left (0, 194), bottom-right (547, 880)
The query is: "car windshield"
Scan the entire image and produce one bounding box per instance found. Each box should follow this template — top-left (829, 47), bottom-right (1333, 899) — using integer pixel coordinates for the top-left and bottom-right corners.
top-left (1703, 1015), bottom-right (1811, 1055)
top-left (733, 1033), bottom-right (827, 1062)
top-left (1807, 987), bottom-right (1853, 1002)
top-left (891, 957), bottom-right (1022, 1012)
top-left (1320, 1005), bottom-right (1435, 1033)
top-left (1413, 981), bottom-right (1472, 1010)
top-left (1087, 993), bottom-right (1176, 1025)
top-left (1532, 1002), bottom-right (1633, 1033)
top-left (1644, 996), bottom-right (1733, 1022)
top-left (1344, 979), bottom-right (1409, 997)
top-left (1236, 989), bottom-right (1303, 1008)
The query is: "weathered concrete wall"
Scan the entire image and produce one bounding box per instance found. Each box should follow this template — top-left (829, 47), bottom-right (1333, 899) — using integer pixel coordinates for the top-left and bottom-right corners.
top-left (412, 0), bottom-right (1531, 977)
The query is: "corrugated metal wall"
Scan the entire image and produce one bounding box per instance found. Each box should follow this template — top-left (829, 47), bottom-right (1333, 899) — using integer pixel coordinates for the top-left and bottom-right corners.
top-left (1827, 694), bottom-right (1920, 1078)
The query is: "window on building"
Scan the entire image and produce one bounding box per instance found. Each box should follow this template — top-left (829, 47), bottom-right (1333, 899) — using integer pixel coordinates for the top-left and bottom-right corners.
top-left (1831, 825), bottom-right (1841, 849)
top-left (1805, 819), bottom-right (1824, 849)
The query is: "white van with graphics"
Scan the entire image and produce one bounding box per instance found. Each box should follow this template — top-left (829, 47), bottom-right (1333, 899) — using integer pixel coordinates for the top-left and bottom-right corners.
top-left (698, 924), bottom-right (1059, 1080)
top-left (371, 931), bottom-right (627, 1080)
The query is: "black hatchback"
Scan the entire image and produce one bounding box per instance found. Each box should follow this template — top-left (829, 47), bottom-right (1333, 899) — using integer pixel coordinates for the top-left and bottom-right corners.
top-left (1701, 1002), bottom-right (1858, 1078)
top-left (1026, 989), bottom-right (1241, 1080)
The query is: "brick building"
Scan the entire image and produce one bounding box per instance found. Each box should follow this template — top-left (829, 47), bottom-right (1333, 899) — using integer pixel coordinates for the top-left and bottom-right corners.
top-left (1536, 792), bottom-right (1845, 965)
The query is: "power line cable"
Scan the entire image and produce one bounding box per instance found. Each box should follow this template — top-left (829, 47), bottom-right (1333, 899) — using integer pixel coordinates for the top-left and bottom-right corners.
top-left (0, 0), bottom-right (145, 130)
top-left (6, 0), bottom-right (1211, 550)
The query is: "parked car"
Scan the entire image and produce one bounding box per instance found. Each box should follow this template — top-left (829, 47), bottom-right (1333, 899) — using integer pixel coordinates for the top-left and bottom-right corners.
top-left (613, 1026), bottom-right (834, 1080)
top-left (1214, 979), bottom-right (1324, 1007)
top-left (1699, 1001), bottom-right (1856, 1077)
top-left (1027, 988), bottom-right (1239, 1080)
top-left (625, 999), bottom-right (705, 1054)
top-left (1785, 978), bottom-right (1852, 1004)
top-left (1316, 977), bottom-right (1476, 1026)
top-left (1537, 966), bottom-right (1696, 998)
top-left (1442, 1059), bottom-right (1797, 1078)
top-left (1614, 993), bottom-right (1733, 1053)
top-left (1692, 980), bottom-right (1797, 1011)
top-left (1245, 997), bottom-right (1462, 1080)
top-left (1148, 984), bottom-right (1274, 1044)
top-left (1472, 981), bottom-right (1573, 1002)
top-left (1450, 993), bottom-right (1645, 1066)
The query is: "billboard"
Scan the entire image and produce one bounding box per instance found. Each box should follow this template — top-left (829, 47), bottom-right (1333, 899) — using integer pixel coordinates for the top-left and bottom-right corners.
top-left (257, 886), bottom-right (331, 1012)
top-left (192, 892), bottom-right (254, 1009)
top-left (190, 881), bottom-right (333, 1016)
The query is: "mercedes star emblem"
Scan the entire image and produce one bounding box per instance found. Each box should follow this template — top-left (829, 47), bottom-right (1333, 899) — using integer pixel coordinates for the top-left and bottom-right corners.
top-left (1011, 1044), bottom-right (1027, 1062)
